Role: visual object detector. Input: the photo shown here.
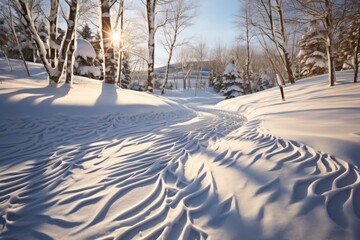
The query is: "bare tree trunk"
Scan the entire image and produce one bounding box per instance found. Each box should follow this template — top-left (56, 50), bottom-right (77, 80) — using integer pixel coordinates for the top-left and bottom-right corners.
top-left (275, 0), bottom-right (295, 84)
top-left (354, 24), bottom-right (360, 83)
top-left (116, 0), bottom-right (124, 86)
top-left (56, 0), bottom-right (78, 83)
top-left (65, 39), bottom-right (75, 84)
top-left (31, 35), bottom-right (36, 62)
top-left (101, 0), bottom-right (116, 84)
top-left (324, 0), bottom-right (336, 86)
top-left (8, 0), bottom-right (30, 77)
top-left (256, 0), bottom-right (295, 84)
top-left (283, 51), bottom-right (295, 84)
top-left (245, 0), bottom-right (252, 93)
top-left (183, 66), bottom-right (192, 90)
top-left (161, 50), bottom-right (173, 95)
top-left (146, 0), bottom-right (156, 92)
top-left (183, 74), bottom-right (186, 89)
top-left (161, 35), bottom-right (176, 94)
top-left (4, 52), bottom-right (12, 71)
top-left (49, 0), bottom-right (59, 68)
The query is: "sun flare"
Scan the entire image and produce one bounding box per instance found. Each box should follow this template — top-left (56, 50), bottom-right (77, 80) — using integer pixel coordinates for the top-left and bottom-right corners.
top-left (112, 31), bottom-right (120, 43)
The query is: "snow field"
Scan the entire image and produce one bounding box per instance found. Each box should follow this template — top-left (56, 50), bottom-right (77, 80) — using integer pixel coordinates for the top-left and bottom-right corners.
top-left (1, 59), bottom-right (360, 239)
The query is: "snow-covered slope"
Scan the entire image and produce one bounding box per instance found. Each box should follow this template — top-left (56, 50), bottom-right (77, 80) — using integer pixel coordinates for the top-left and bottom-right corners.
top-left (218, 71), bottom-right (360, 167)
top-left (0, 59), bottom-right (185, 120)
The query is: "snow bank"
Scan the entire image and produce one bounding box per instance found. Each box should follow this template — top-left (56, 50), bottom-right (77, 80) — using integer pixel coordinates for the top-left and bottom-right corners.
top-left (75, 39), bottom-right (97, 60)
top-left (217, 71), bottom-right (360, 166)
top-left (77, 66), bottom-right (101, 78)
top-left (0, 59), bottom-right (186, 120)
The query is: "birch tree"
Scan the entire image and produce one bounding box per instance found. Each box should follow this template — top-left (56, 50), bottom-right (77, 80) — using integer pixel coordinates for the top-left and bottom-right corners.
top-left (100, 0), bottom-right (116, 84)
top-left (144, 0), bottom-right (172, 92)
top-left (49, 0), bottom-right (59, 67)
top-left (13, 0), bottom-right (79, 84)
top-left (176, 46), bottom-right (193, 90)
top-left (160, 0), bottom-right (194, 95)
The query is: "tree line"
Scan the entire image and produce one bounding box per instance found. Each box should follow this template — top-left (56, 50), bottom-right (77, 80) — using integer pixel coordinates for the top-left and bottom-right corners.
top-left (0, 0), bottom-right (359, 93)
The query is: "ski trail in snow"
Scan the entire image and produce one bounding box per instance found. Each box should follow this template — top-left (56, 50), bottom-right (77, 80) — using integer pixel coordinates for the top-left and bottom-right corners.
top-left (1, 101), bottom-right (360, 239)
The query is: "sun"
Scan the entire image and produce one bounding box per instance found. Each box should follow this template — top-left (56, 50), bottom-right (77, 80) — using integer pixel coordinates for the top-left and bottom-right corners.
top-left (112, 31), bottom-right (120, 44)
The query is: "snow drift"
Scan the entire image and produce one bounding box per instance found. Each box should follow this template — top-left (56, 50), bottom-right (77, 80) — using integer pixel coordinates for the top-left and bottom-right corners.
top-left (1, 59), bottom-right (360, 240)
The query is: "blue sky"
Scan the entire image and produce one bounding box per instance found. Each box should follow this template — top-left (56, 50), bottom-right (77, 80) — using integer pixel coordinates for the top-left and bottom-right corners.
top-left (155, 0), bottom-right (241, 66)
top-left (191, 0), bottom-right (240, 45)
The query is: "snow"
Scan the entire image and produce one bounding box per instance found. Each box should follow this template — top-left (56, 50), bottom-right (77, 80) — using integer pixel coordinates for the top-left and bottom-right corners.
top-left (0, 59), bottom-right (184, 119)
top-left (218, 71), bottom-right (360, 166)
top-left (224, 61), bottom-right (240, 77)
top-left (74, 39), bottom-right (97, 60)
top-left (1, 58), bottom-right (360, 240)
top-left (77, 66), bottom-right (101, 78)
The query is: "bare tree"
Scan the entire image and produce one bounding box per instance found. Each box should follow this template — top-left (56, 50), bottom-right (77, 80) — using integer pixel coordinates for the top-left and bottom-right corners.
top-left (291, 0), bottom-right (350, 86)
top-left (160, 0), bottom-right (195, 95)
top-left (7, 0), bottom-right (30, 76)
top-left (235, 0), bottom-right (255, 93)
top-left (209, 42), bottom-right (228, 75)
top-left (114, 0), bottom-right (124, 86)
top-left (194, 40), bottom-right (207, 95)
top-left (13, 0), bottom-right (79, 84)
top-left (176, 45), bottom-right (193, 90)
top-left (144, 0), bottom-right (172, 92)
top-left (252, 0), bottom-right (295, 84)
top-left (354, 20), bottom-right (360, 83)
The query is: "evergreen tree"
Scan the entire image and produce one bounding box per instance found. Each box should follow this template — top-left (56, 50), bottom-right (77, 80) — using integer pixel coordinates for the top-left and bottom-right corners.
top-left (297, 20), bottom-right (327, 77)
top-left (221, 60), bottom-right (247, 99)
top-left (212, 73), bottom-right (223, 93)
top-left (337, 19), bottom-right (360, 70)
top-left (78, 23), bottom-right (92, 40)
top-left (257, 72), bottom-right (274, 91)
top-left (74, 39), bottom-right (101, 79)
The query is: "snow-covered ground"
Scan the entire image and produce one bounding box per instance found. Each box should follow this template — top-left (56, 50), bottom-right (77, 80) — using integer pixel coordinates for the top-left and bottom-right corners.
top-left (1, 59), bottom-right (360, 240)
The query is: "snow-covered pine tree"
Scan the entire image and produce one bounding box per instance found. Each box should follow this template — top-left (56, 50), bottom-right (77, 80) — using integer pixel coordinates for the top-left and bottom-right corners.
top-left (74, 39), bottom-right (101, 79)
top-left (257, 72), bottom-right (274, 91)
top-left (212, 73), bottom-right (223, 93)
top-left (78, 23), bottom-right (92, 40)
top-left (297, 20), bottom-right (327, 77)
top-left (221, 59), bottom-right (246, 99)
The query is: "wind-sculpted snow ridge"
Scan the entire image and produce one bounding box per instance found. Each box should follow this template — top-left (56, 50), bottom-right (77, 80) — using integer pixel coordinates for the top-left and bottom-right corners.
top-left (211, 119), bottom-right (360, 239)
top-left (1, 103), bottom-right (360, 239)
top-left (0, 107), bottom-right (244, 239)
